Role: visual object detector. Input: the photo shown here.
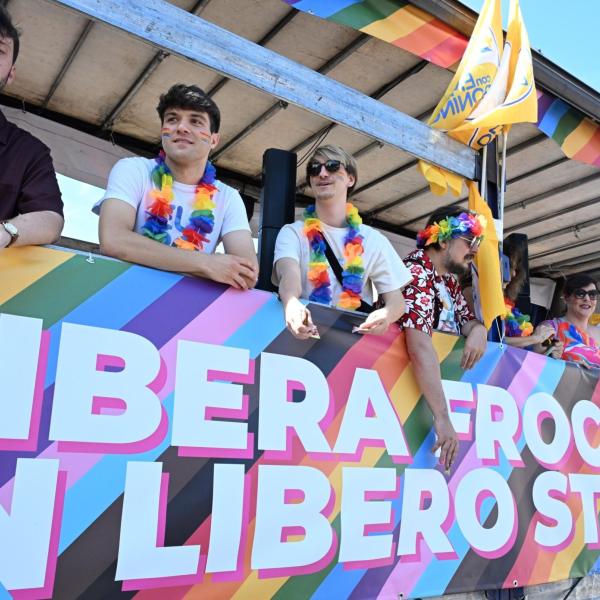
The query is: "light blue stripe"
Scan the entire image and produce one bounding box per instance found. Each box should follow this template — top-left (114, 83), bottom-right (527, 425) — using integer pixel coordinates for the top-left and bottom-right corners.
top-left (0, 581), bottom-right (11, 599)
top-left (59, 394), bottom-right (175, 552)
top-left (291, 0), bottom-right (361, 18)
top-left (57, 293), bottom-right (284, 553)
top-left (538, 99), bottom-right (570, 136)
top-left (44, 266), bottom-right (182, 388)
top-left (410, 354), bottom-right (566, 597)
top-left (224, 293), bottom-right (285, 358)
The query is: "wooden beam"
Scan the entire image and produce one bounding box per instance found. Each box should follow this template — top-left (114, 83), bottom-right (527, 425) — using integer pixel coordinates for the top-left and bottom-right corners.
top-left (50, 0), bottom-right (478, 179)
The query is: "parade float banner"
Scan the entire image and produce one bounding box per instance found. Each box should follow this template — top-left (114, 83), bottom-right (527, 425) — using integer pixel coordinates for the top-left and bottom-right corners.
top-left (283, 0), bottom-right (600, 169)
top-left (1, 246), bottom-right (600, 600)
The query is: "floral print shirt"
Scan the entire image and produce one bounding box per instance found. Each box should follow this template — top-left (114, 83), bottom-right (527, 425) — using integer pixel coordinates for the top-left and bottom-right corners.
top-left (398, 249), bottom-right (475, 336)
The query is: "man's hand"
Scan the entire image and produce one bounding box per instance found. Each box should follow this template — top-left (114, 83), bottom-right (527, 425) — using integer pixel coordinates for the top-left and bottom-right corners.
top-left (432, 413), bottom-right (458, 471)
top-left (531, 324), bottom-right (555, 346)
top-left (200, 254), bottom-right (257, 290)
top-left (354, 307), bottom-right (393, 336)
top-left (461, 323), bottom-right (487, 370)
top-left (284, 297), bottom-right (319, 340)
top-left (548, 340), bottom-right (564, 360)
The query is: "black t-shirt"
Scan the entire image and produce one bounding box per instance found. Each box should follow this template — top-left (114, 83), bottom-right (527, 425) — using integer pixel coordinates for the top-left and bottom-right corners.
top-left (0, 109), bottom-right (63, 220)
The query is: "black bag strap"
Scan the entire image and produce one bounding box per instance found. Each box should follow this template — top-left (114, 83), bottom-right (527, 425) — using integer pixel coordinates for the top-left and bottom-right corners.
top-left (322, 235), bottom-right (373, 313)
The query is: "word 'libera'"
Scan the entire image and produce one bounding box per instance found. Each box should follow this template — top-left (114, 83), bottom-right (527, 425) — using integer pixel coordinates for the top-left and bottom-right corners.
top-left (1, 314), bottom-right (600, 593)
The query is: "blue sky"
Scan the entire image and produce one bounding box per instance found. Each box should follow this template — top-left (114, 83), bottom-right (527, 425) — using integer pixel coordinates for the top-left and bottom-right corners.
top-left (460, 0), bottom-right (600, 93)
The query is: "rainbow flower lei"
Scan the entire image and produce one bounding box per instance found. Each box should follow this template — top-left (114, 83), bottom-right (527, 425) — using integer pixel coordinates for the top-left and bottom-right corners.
top-left (304, 203), bottom-right (365, 310)
top-left (504, 297), bottom-right (533, 337)
top-left (416, 211), bottom-right (486, 249)
top-left (141, 151), bottom-right (217, 251)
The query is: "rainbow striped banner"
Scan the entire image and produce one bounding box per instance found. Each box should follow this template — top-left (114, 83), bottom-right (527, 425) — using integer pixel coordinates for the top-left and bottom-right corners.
top-left (284, 0), bottom-right (600, 168)
top-left (1, 246), bottom-right (600, 599)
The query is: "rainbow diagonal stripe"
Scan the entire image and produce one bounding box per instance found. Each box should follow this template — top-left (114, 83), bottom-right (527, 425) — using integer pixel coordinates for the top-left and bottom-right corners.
top-left (1, 246), bottom-right (600, 598)
top-left (283, 0), bottom-right (600, 168)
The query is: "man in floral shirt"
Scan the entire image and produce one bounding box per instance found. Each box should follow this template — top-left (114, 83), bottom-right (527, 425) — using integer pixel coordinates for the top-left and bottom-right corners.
top-left (399, 205), bottom-right (488, 470)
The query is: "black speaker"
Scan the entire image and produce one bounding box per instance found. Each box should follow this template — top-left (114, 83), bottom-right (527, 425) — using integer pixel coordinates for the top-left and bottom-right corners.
top-left (256, 149), bottom-right (297, 291)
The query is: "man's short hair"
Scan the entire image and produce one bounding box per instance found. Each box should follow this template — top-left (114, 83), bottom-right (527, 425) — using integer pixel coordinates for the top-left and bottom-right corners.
top-left (156, 84), bottom-right (220, 133)
top-left (423, 204), bottom-right (467, 250)
top-left (305, 144), bottom-right (358, 195)
top-left (0, 6), bottom-right (19, 64)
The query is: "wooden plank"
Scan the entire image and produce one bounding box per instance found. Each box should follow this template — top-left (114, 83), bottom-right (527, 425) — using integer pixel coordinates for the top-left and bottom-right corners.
top-left (50, 0), bottom-right (478, 179)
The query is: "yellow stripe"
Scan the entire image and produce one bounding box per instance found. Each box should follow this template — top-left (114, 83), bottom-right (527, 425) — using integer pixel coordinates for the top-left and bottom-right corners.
top-left (362, 6), bottom-right (433, 43)
top-left (562, 119), bottom-right (596, 158)
top-left (0, 246), bottom-right (73, 305)
top-left (232, 334), bottom-right (459, 599)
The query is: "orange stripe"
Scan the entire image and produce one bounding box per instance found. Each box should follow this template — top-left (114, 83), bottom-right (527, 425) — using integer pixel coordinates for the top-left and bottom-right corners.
top-left (572, 127), bottom-right (600, 165)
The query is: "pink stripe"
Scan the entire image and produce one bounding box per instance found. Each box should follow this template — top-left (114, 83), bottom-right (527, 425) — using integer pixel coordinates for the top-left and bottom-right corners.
top-left (379, 351), bottom-right (547, 599)
top-left (0, 288), bottom-right (271, 506)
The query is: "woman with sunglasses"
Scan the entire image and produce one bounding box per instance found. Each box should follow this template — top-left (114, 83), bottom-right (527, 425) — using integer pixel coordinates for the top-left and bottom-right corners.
top-left (533, 273), bottom-right (600, 368)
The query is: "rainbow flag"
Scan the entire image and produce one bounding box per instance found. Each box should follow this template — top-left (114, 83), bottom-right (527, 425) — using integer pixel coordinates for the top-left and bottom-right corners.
top-left (284, 0), bottom-right (600, 170)
top-left (1, 246), bottom-right (600, 598)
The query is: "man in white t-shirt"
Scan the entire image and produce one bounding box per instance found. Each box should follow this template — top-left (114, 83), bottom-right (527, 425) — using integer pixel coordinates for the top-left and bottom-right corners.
top-left (95, 84), bottom-right (258, 289)
top-left (273, 144), bottom-right (411, 339)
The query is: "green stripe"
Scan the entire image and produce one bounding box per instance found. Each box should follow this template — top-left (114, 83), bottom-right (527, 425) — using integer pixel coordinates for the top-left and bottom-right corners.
top-left (330, 0), bottom-right (409, 30)
top-left (553, 108), bottom-right (583, 146)
top-left (569, 543), bottom-right (600, 580)
top-left (274, 336), bottom-right (463, 599)
top-left (0, 254), bottom-right (130, 328)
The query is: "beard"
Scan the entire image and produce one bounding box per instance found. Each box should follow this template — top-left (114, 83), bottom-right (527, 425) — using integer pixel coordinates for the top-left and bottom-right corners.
top-left (443, 253), bottom-right (471, 277)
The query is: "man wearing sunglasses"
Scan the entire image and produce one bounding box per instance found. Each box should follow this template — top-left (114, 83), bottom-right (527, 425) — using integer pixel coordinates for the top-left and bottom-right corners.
top-left (273, 144), bottom-right (412, 340)
top-left (399, 205), bottom-right (488, 470)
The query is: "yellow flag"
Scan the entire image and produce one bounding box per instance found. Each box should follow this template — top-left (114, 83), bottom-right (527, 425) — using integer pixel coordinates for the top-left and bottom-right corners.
top-left (419, 0), bottom-right (503, 196)
top-left (467, 181), bottom-right (505, 330)
top-left (452, 0), bottom-right (537, 141)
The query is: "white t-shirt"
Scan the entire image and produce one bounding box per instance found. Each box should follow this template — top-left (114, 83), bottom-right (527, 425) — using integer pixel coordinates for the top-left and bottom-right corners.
top-left (273, 219), bottom-right (412, 306)
top-left (93, 157), bottom-right (250, 254)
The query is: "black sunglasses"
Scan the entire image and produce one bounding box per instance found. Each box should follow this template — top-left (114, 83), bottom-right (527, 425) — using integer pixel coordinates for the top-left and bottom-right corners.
top-left (572, 288), bottom-right (599, 300)
top-left (307, 159), bottom-right (343, 177)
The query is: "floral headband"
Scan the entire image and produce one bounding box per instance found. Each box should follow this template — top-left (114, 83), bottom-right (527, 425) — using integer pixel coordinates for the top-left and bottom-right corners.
top-left (416, 211), bottom-right (486, 249)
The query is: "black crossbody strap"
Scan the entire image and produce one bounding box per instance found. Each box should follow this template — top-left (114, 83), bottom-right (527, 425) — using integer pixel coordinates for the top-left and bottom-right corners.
top-left (321, 235), bottom-right (373, 314)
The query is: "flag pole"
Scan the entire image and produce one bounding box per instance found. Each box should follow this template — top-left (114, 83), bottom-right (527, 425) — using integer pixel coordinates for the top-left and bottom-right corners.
top-left (499, 129), bottom-right (509, 252)
top-left (479, 144), bottom-right (488, 200)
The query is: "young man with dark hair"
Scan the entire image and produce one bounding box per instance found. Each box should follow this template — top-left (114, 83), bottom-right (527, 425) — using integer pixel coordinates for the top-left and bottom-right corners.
top-left (399, 204), bottom-right (488, 469)
top-left (273, 144), bottom-right (411, 339)
top-left (96, 83), bottom-right (257, 289)
top-left (0, 6), bottom-right (64, 249)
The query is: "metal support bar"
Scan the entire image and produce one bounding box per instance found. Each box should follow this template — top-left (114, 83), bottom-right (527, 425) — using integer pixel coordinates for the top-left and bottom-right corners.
top-left (529, 214), bottom-right (600, 246)
top-left (505, 172), bottom-right (600, 213)
top-left (363, 133), bottom-right (547, 221)
top-left (505, 157), bottom-right (568, 186)
top-left (392, 143), bottom-right (594, 228)
top-left (51, 0), bottom-right (477, 177)
top-left (42, 20), bottom-right (94, 108)
top-left (190, 0), bottom-right (211, 15)
top-left (296, 101), bottom-right (436, 194)
top-left (101, 50), bottom-right (169, 130)
top-left (212, 33), bottom-right (370, 162)
top-left (211, 100), bottom-right (288, 161)
top-left (99, 0), bottom-right (213, 130)
top-left (206, 8), bottom-right (297, 98)
top-left (530, 237), bottom-right (600, 262)
top-left (546, 250), bottom-right (600, 270)
top-left (289, 60), bottom-right (429, 156)
top-left (354, 161), bottom-right (418, 196)
top-left (505, 195), bottom-right (600, 234)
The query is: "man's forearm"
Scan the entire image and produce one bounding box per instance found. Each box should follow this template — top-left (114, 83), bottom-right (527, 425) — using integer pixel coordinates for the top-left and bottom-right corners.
top-left (380, 289), bottom-right (406, 322)
top-left (2, 211), bottom-right (64, 247)
top-left (100, 227), bottom-right (214, 276)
